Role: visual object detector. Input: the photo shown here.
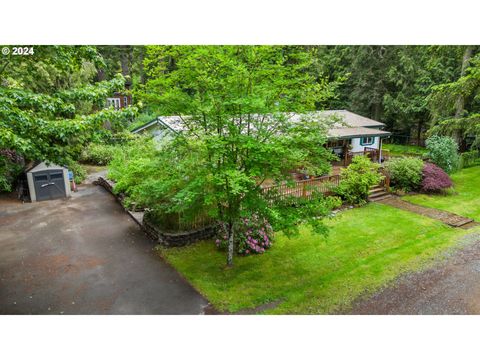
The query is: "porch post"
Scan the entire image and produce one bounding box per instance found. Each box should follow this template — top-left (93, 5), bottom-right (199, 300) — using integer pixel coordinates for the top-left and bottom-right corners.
top-left (378, 137), bottom-right (383, 164)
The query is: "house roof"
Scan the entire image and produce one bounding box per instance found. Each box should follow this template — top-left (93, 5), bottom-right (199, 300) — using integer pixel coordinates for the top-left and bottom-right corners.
top-left (328, 126), bottom-right (391, 139)
top-left (131, 110), bottom-right (391, 139)
top-left (317, 110), bottom-right (386, 128)
top-left (131, 116), bottom-right (184, 134)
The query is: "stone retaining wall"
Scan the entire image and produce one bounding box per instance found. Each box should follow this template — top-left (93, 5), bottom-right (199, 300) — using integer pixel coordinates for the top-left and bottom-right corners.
top-left (94, 176), bottom-right (216, 247)
top-left (143, 212), bottom-right (217, 247)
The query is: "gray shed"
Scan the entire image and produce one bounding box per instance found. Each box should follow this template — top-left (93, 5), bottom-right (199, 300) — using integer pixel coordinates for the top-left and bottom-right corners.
top-left (26, 162), bottom-right (71, 202)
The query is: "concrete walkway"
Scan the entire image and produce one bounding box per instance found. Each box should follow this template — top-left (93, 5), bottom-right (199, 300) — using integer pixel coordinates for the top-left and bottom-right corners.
top-left (0, 184), bottom-right (209, 314)
top-left (379, 196), bottom-right (476, 228)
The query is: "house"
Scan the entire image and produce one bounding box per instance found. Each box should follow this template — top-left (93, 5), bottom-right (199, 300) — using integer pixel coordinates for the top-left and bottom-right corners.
top-left (320, 110), bottom-right (391, 165)
top-left (106, 81), bottom-right (133, 110)
top-left (131, 110), bottom-right (391, 164)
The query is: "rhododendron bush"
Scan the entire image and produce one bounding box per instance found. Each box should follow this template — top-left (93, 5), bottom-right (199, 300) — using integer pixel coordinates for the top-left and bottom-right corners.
top-left (216, 215), bottom-right (273, 255)
top-left (421, 162), bottom-right (453, 192)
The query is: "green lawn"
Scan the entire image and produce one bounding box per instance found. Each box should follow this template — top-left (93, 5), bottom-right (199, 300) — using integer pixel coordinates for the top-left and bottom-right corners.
top-left (383, 143), bottom-right (428, 157)
top-left (159, 203), bottom-right (473, 314)
top-left (404, 166), bottom-right (480, 221)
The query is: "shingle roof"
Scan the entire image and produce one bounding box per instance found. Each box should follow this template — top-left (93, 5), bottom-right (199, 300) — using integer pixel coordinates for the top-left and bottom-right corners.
top-left (328, 126), bottom-right (391, 139)
top-left (131, 110), bottom-right (391, 139)
top-left (317, 110), bottom-right (386, 128)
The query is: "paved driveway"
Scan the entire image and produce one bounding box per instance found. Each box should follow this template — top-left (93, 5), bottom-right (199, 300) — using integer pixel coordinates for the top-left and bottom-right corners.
top-left (0, 184), bottom-right (209, 314)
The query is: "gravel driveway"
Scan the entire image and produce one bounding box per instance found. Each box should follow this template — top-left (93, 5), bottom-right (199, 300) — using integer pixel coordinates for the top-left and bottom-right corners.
top-left (350, 232), bottom-right (480, 314)
top-left (0, 184), bottom-right (209, 314)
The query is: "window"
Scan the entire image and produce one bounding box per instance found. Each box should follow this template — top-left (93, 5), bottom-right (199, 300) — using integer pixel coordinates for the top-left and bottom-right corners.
top-left (106, 98), bottom-right (121, 110)
top-left (50, 173), bottom-right (63, 180)
top-left (34, 175), bottom-right (48, 181)
top-left (123, 96), bottom-right (128, 107)
top-left (360, 137), bottom-right (375, 146)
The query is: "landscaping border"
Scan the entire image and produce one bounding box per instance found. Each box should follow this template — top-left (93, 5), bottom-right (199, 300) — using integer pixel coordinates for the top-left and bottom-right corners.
top-left (94, 176), bottom-right (217, 247)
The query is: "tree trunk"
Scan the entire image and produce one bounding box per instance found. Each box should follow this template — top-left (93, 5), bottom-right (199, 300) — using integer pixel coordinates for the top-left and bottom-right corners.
top-left (416, 119), bottom-right (424, 146)
top-left (455, 46), bottom-right (473, 118)
top-left (372, 103), bottom-right (382, 121)
top-left (226, 221), bottom-right (234, 267)
top-left (138, 46), bottom-right (146, 84)
top-left (120, 45), bottom-right (131, 78)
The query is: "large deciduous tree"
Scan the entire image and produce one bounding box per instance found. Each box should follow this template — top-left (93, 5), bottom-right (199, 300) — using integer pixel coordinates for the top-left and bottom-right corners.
top-left (141, 45), bottom-right (339, 266)
top-left (0, 46), bottom-right (136, 182)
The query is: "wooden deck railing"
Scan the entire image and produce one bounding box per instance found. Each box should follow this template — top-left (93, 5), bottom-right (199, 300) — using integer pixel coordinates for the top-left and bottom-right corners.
top-left (379, 168), bottom-right (391, 191)
top-left (261, 174), bottom-right (340, 201)
top-left (261, 169), bottom-right (390, 202)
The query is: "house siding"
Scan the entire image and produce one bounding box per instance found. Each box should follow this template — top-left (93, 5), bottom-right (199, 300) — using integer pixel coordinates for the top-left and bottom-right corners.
top-left (350, 136), bottom-right (380, 152)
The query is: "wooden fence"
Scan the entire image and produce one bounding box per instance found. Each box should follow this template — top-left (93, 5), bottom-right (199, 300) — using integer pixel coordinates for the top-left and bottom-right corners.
top-left (261, 174), bottom-right (341, 201)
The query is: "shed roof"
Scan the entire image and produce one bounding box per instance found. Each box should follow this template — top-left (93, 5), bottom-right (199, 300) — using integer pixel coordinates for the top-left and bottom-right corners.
top-left (26, 161), bottom-right (67, 173)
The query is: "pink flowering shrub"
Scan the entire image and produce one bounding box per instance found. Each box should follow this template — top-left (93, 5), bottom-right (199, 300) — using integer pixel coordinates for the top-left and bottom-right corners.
top-left (421, 162), bottom-right (453, 193)
top-left (216, 214), bottom-right (273, 255)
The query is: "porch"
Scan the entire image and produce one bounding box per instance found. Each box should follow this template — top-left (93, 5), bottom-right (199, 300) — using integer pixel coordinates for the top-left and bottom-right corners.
top-left (332, 147), bottom-right (391, 167)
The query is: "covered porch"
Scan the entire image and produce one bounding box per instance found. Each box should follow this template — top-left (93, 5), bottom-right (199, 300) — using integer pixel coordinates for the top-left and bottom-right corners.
top-left (327, 134), bottom-right (391, 167)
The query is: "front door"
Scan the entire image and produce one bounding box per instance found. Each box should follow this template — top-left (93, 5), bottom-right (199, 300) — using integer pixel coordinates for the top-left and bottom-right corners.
top-left (33, 170), bottom-right (66, 201)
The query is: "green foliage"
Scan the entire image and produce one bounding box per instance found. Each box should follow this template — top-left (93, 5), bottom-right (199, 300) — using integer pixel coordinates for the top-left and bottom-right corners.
top-left (382, 143), bottom-right (428, 157)
top-left (128, 111), bottom-right (158, 131)
top-left (134, 46), bottom-right (340, 265)
top-left (1, 46), bottom-right (137, 172)
top-left (79, 143), bottom-right (118, 165)
top-left (428, 49), bottom-right (480, 149)
top-left (313, 45), bottom-right (462, 141)
top-left (160, 203), bottom-right (465, 314)
top-left (460, 150), bottom-right (480, 168)
top-left (404, 165), bottom-right (480, 221)
top-left (335, 156), bottom-right (382, 204)
top-left (425, 135), bottom-right (460, 173)
top-left (384, 157), bottom-right (424, 191)
top-left (65, 160), bottom-right (87, 184)
top-left (0, 154), bottom-right (22, 192)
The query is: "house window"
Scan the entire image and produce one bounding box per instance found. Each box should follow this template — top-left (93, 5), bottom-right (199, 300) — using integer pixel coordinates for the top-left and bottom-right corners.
top-left (360, 137), bottom-right (375, 146)
top-left (106, 98), bottom-right (121, 110)
top-left (123, 96), bottom-right (128, 107)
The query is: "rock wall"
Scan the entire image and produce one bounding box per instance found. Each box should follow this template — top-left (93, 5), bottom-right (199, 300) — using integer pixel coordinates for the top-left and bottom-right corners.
top-left (95, 176), bottom-right (216, 247)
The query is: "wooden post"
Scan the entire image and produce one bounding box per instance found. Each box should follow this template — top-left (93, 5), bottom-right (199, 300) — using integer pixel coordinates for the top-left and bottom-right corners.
top-left (302, 181), bottom-right (307, 198)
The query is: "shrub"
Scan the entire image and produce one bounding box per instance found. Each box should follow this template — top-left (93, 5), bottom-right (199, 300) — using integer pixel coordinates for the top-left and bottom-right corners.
top-left (335, 156), bottom-right (382, 205)
top-left (0, 150), bottom-right (23, 192)
top-left (216, 214), bottom-right (273, 255)
top-left (79, 143), bottom-right (118, 166)
top-left (66, 161), bottom-right (87, 184)
top-left (425, 135), bottom-right (460, 173)
top-left (459, 150), bottom-right (480, 169)
top-left (421, 162), bottom-right (453, 193)
top-left (384, 157), bottom-right (424, 192)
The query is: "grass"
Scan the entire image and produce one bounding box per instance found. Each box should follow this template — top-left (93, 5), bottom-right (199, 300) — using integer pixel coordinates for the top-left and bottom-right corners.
top-left (383, 143), bottom-right (428, 157)
top-left (159, 203), bottom-right (473, 314)
top-left (404, 166), bottom-right (480, 221)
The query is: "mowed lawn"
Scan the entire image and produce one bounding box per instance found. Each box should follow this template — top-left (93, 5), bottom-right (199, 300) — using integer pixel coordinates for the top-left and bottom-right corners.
top-left (382, 143), bottom-right (428, 157)
top-left (159, 203), bottom-right (472, 314)
top-left (404, 166), bottom-right (480, 221)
